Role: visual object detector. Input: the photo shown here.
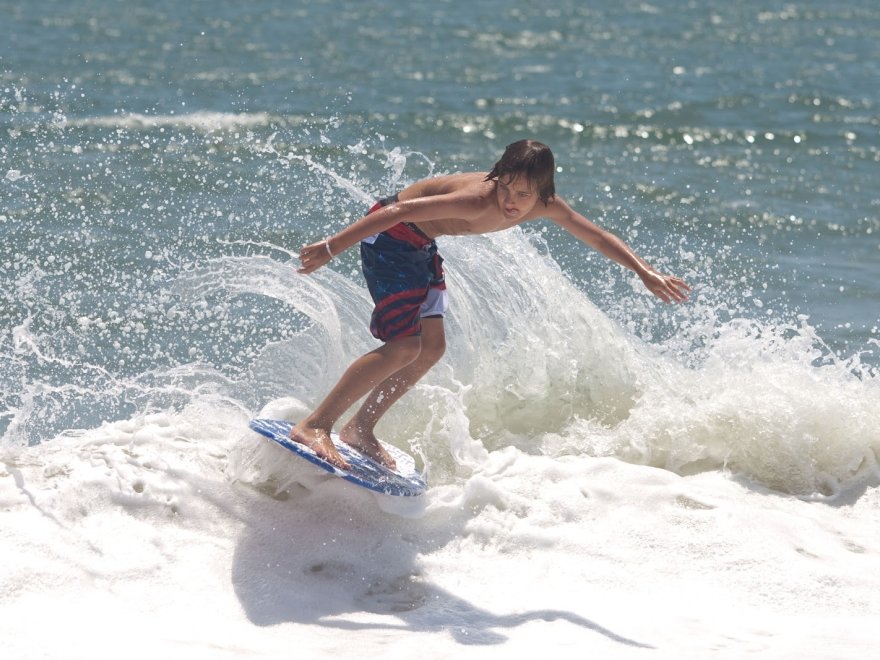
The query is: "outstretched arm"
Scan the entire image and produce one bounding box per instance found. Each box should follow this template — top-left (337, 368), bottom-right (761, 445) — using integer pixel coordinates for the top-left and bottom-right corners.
top-left (545, 197), bottom-right (690, 303)
top-left (296, 194), bottom-right (472, 274)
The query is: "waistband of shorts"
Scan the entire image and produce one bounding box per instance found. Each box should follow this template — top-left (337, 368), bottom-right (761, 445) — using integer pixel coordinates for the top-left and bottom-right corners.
top-left (367, 193), bottom-right (434, 249)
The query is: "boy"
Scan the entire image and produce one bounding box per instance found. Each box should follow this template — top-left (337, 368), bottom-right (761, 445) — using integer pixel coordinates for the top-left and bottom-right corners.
top-left (293, 139), bottom-right (689, 470)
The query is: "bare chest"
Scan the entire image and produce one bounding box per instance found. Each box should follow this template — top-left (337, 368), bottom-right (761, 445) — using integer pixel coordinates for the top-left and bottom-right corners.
top-left (424, 209), bottom-right (514, 238)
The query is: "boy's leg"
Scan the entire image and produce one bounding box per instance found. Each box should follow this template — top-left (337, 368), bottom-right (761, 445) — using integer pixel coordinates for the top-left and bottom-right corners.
top-left (290, 335), bottom-right (422, 470)
top-left (340, 317), bottom-right (446, 467)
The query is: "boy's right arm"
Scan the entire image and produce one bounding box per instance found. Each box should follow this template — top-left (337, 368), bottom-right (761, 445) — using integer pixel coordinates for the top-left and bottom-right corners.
top-left (297, 194), bottom-right (472, 274)
top-left (296, 204), bottom-right (406, 274)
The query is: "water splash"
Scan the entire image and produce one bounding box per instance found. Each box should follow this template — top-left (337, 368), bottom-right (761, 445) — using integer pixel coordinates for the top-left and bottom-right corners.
top-left (2, 84), bottom-right (878, 496)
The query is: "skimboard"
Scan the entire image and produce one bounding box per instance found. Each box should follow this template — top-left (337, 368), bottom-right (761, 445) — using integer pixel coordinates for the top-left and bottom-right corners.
top-left (248, 418), bottom-right (426, 497)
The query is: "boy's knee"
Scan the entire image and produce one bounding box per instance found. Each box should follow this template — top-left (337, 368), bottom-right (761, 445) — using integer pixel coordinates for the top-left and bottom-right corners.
top-left (387, 336), bottom-right (423, 365)
top-left (419, 334), bottom-right (446, 364)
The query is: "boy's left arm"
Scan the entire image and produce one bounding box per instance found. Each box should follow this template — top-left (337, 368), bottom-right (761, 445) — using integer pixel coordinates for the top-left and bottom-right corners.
top-left (545, 198), bottom-right (690, 304)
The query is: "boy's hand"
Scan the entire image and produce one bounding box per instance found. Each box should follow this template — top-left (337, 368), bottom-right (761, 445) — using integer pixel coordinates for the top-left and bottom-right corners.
top-left (297, 240), bottom-right (334, 274)
top-left (640, 270), bottom-right (691, 303)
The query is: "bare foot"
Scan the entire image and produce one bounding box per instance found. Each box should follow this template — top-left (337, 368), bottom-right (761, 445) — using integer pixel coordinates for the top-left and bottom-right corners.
top-left (339, 421), bottom-right (397, 471)
top-left (289, 422), bottom-right (350, 470)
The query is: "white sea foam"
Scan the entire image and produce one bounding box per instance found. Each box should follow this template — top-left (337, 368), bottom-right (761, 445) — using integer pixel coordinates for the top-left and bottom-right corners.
top-left (66, 111), bottom-right (282, 132)
top-left (2, 401), bottom-right (879, 658)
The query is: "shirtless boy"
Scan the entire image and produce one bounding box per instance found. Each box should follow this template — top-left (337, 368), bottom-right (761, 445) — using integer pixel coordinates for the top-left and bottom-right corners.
top-left (293, 139), bottom-right (690, 470)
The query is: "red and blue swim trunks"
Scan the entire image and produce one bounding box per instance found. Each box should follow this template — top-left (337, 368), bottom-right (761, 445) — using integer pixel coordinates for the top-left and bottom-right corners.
top-left (360, 194), bottom-right (447, 342)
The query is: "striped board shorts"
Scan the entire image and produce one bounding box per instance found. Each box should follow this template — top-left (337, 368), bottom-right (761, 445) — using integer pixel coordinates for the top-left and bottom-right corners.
top-left (360, 194), bottom-right (447, 342)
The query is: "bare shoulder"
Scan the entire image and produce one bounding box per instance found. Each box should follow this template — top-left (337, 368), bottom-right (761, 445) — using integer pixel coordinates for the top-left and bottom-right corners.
top-left (524, 194), bottom-right (573, 222)
top-left (401, 172), bottom-right (492, 202)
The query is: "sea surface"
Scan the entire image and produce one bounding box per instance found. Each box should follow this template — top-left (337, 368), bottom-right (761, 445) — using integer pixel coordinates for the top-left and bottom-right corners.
top-left (2, 1), bottom-right (879, 658)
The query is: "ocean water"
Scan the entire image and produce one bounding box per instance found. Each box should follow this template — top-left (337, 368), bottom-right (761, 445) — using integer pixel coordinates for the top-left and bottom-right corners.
top-left (2, 1), bottom-right (880, 657)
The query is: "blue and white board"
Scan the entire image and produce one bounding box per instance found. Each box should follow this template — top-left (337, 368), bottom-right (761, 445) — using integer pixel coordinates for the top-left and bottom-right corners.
top-left (249, 418), bottom-right (426, 497)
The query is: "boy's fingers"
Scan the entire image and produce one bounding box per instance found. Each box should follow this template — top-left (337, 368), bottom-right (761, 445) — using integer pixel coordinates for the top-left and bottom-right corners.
top-left (297, 243), bottom-right (332, 274)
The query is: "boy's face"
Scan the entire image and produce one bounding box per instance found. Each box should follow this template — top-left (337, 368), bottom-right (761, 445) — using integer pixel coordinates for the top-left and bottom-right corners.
top-left (496, 174), bottom-right (538, 220)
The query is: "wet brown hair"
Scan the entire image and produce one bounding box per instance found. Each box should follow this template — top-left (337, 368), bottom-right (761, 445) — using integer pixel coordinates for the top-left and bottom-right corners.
top-left (485, 139), bottom-right (556, 205)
